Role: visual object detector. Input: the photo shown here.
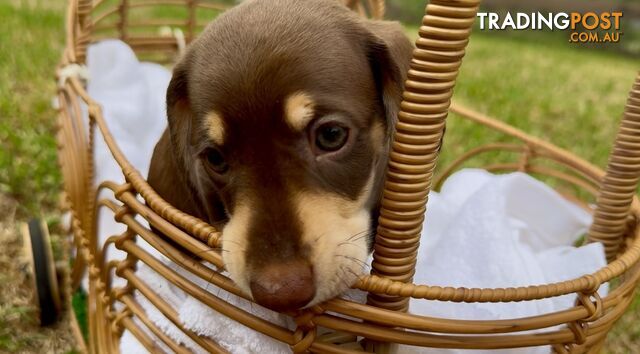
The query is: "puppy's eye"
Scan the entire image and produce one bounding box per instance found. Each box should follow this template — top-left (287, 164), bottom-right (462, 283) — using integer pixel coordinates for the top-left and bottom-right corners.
top-left (204, 148), bottom-right (228, 174)
top-left (314, 123), bottom-right (349, 152)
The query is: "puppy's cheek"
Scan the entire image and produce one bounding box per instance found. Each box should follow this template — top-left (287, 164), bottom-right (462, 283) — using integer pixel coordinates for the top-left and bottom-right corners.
top-left (295, 191), bottom-right (372, 306)
top-left (221, 203), bottom-right (252, 296)
top-left (310, 210), bottom-right (370, 306)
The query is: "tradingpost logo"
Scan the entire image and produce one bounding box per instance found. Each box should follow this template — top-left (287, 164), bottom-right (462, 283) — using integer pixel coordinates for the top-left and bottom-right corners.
top-left (477, 12), bottom-right (623, 44)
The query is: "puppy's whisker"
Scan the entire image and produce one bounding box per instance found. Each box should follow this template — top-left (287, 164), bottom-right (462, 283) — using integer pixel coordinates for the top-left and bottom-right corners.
top-left (221, 239), bottom-right (244, 247)
top-left (312, 231), bottom-right (330, 244)
top-left (333, 254), bottom-right (370, 270)
top-left (350, 229), bottom-right (371, 238)
top-left (347, 229), bottom-right (376, 242)
top-left (337, 241), bottom-right (368, 251)
top-left (205, 269), bottom-right (217, 291)
top-left (339, 230), bottom-right (375, 249)
top-left (342, 267), bottom-right (362, 288)
top-left (344, 267), bottom-right (366, 283)
top-left (192, 247), bottom-right (241, 259)
top-left (152, 239), bottom-right (208, 272)
top-left (335, 265), bottom-right (354, 290)
top-left (338, 260), bottom-right (365, 280)
top-left (341, 259), bottom-right (370, 275)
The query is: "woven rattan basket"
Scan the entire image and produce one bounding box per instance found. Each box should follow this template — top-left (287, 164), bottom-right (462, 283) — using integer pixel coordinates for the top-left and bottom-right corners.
top-left (55, 0), bottom-right (640, 352)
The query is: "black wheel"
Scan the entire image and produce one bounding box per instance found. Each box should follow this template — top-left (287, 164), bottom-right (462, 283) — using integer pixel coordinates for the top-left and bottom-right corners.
top-left (21, 219), bottom-right (62, 326)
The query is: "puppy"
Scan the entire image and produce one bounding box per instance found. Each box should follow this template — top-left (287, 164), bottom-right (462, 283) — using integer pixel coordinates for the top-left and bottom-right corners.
top-left (148, 0), bottom-right (413, 312)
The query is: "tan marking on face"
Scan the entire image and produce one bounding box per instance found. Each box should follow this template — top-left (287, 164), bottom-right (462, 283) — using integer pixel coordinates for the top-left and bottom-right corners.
top-left (370, 120), bottom-right (386, 154)
top-left (205, 111), bottom-right (225, 145)
top-left (222, 167), bottom-right (377, 304)
top-left (294, 172), bottom-right (375, 306)
top-left (284, 92), bottom-right (315, 131)
top-left (222, 200), bottom-right (252, 295)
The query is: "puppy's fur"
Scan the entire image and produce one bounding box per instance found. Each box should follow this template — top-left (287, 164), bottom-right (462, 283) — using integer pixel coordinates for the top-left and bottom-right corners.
top-left (148, 0), bottom-right (413, 310)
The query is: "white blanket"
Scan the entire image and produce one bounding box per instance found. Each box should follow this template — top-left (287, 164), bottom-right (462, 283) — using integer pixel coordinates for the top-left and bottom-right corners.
top-left (86, 40), bottom-right (607, 354)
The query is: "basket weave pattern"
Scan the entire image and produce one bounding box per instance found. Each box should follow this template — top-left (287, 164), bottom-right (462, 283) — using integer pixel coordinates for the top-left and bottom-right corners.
top-left (56, 0), bottom-right (640, 353)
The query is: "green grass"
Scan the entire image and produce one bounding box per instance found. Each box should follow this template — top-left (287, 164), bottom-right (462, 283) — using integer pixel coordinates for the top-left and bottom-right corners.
top-left (402, 25), bottom-right (639, 176)
top-left (0, 1), bottom-right (638, 353)
top-left (0, 0), bottom-right (64, 217)
top-left (446, 32), bottom-right (638, 171)
top-left (71, 290), bottom-right (88, 341)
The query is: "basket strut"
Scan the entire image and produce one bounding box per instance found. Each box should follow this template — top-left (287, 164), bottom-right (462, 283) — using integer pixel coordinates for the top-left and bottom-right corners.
top-left (74, 0), bottom-right (93, 63)
top-left (587, 73), bottom-right (640, 261)
top-left (368, 0), bottom-right (481, 313)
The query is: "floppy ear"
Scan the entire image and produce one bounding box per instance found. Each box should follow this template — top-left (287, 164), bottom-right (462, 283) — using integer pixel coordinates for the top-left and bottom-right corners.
top-left (354, 20), bottom-right (413, 229)
top-left (361, 20), bottom-right (414, 135)
top-left (165, 59), bottom-right (193, 172)
top-left (148, 57), bottom-right (209, 220)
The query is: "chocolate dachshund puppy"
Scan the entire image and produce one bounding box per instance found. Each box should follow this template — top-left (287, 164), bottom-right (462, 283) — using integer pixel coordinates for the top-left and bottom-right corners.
top-left (148, 0), bottom-right (413, 312)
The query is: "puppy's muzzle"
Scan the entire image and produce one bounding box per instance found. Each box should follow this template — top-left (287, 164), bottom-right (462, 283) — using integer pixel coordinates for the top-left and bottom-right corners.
top-left (250, 259), bottom-right (315, 311)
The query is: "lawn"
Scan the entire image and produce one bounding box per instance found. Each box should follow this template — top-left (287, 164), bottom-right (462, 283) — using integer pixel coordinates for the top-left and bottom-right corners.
top-left (0, 0), bottom-right (638, 353)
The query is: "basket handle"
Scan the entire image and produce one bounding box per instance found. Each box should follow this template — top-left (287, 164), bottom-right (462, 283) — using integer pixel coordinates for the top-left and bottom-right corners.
top-left (68, 0), bottom-right (93, 63)
top-left (587, 74), bottom-right (640, 261)
top-left (76, 0), bottom-right (92, 23)
top-left (368, 0), bottom-right (480, 312)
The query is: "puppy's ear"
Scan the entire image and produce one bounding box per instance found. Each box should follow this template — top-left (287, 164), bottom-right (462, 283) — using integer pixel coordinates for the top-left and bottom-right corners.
top-left (165, 59), bottom-right (194, 172)
top-left (356, 21), bottom-right (413, 223)
top-left (148, 56), bottom-right (208, 220)
top-left (362, 20), bottom-right (414, 134)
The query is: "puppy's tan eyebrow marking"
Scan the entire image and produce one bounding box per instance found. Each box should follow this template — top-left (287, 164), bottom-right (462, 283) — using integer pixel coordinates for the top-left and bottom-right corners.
top-left (205, 111), bottom-right (225, 145)
top-left (284, 92), bottom-right (315, 131)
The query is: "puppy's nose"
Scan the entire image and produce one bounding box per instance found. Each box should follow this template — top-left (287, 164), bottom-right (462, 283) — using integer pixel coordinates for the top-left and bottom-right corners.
top-left (250, 259), bottom-right (315, 312)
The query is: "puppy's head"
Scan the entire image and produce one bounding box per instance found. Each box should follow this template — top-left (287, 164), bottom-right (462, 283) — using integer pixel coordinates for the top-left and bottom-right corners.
top-left (156, 0), bottom-right (412, 311)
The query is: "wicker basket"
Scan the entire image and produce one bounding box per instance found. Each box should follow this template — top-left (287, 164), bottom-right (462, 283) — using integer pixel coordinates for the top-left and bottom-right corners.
top-left (55, 0), bottom-right (640, 352)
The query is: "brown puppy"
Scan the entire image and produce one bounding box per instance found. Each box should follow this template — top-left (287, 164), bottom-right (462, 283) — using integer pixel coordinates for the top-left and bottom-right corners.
top-left (148, 0), bottom-right (413, 312)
